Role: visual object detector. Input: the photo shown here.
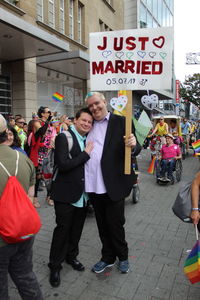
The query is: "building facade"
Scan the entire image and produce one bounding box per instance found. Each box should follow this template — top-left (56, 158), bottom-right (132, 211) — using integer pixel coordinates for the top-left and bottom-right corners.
top-left (0, 0), bottom-right (124, 119)
top-left (124, 0), bottom-right (175, 115)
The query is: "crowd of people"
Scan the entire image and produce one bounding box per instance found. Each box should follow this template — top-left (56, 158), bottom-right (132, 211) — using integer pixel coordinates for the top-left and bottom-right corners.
top-left (148, 116), bottom-right (200, 182)
top-left (5, 109), bottom-right (74, 208)
top-left (1, 96), bottom-right (200, 298)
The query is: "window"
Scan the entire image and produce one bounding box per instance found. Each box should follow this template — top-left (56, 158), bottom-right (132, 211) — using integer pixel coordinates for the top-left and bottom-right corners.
top-left (0, 76), bottom-right (11, 117)
top-left (152, 0), bottom-right (158, 19)
top-left (146, 0), bottom-right (152, 12)
top-left (99, 20), bottom-right (104, 31)
top-left (5, 0), bottom-right (18, 5)
top-left (169, 12), bottom-right (173, 26)
top-left (169, 0), bottom-right (174, 12)
top-left (106, 0), bottom-right (113, 6)
top-left (48, 0), bottom-right (55, 28)
top-left (140, 3), bottom-right (147, 28)
top-left (69, 0), bottom-right (74, 39)
top-left (59, 0), bottom-right (65, 34)
top-left (147, 11), bottom-right (153, 27)
top-left (77, 2), bottom-right (83, 43)
top-left (153, 19), bottom-right (158, 28)
top-left (157, 0), bottom-right (162, 24)
top-left (99, 20), bottom-right (111, 32)
top-left (162, 2), bottom-right (167, 26)
top-left (37, 0), bottom-right (43, 22)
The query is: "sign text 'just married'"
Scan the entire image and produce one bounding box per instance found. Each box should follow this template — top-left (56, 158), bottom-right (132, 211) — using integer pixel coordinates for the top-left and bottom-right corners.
top-left (90, 27), bottom-right (173, 91)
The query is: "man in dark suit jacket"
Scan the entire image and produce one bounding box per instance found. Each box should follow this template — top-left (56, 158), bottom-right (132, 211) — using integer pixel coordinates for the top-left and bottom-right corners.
top-left (48, 108), bottom-right (93, 287)
top-left (85, 92), bottom-right (141, 274)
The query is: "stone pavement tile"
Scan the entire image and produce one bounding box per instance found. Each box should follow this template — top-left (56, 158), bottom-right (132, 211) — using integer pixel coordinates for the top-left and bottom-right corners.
top-left (87, 276), bottom-right (121, 297)
top-left (95, 293), bottom-right (126, 300)
top-left (169, 283), bottom-right (189, 300)
top-left (132, 293), bottom-right (150, 300)
top-left (156, 276), bottom-right (175, 290)
top-left (145, 261), bottom-right (164, 277)
top-left (117, 276), bottom-right (141, 300)
top-left (187, 286), bottom-right (200, 300)
top-left (34, 267), bottom-right (48, 282)
top-left (77, 289), bottom-right (100, 300)
top-left (130, 259), bottom-right (150, 275)
top-left (7, 281), bottom-right (22, 300)
top-left (61, 277), bottom-right (90, 298)
top-left (167, 245), bottom-right (184, 260)
top-left (150, 286), bottom-right (171, 299)
top-left (86, 263), bottom-right (130, 283)
top-left (133, 276), bottom-right (160, 299)
top-left (160, 264), bottom-right (179, 279)
top-left (152, 255), bottom-right (178, 266)
top-left (158, 239), bottom-right (173, 252)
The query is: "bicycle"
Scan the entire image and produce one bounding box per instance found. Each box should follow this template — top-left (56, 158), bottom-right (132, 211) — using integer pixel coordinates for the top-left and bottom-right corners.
top-left (181, 134), bottom-right (189, 159)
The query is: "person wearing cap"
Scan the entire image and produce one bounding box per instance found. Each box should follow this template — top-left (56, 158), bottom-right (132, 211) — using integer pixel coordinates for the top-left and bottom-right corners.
top-left (158, 133), bottom-right (182, 182)
top-left (0, 114), bottom-right (43, 299)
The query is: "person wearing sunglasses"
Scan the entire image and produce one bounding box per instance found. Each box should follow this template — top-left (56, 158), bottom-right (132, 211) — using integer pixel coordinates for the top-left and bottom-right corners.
top-left (25, 107), bottom-right (53, 208)
top-left (14, 117), bottom-right (27, 150)
top-left (149, 117), bottom-right (169, 144)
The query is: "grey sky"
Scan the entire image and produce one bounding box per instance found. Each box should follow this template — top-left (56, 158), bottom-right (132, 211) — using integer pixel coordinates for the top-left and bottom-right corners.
top-left (174, 0), bottom-right (200, 82)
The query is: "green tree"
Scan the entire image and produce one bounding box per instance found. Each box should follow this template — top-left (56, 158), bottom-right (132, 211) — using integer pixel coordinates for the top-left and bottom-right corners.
top-left (180, 73), bottom-right (200, 108)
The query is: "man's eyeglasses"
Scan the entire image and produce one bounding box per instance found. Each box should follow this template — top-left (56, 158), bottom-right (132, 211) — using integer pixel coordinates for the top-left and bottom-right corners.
top-left (45, 111), bottom-right (51, 114)
top-left (160, 119), bottom-right (164, 121)
top-left (16, 121), bottom-right (25, 124)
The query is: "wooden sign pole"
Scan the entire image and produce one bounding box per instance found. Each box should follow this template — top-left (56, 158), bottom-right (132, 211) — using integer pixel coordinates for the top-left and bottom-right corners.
top-left (124, 90), bottom-right (133, 175)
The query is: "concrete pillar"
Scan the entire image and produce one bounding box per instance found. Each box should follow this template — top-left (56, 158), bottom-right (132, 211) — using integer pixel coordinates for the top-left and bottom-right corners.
top-left (11, 58), bottom-right (37, 121)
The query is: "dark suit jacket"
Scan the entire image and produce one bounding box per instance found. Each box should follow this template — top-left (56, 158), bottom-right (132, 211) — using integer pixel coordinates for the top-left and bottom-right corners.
top-left (51, 129), bottom-right (90, 203)
top-left (100, 113), bottom-right (141, 201)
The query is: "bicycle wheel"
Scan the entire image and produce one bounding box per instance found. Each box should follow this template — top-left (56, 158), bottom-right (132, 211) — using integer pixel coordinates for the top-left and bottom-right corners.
top-left (132, 184), bottom-right (140, 204)
top-left (181, 143), bottom-right (186, 160)
top-left (175, 159), bottom-right (182, 182)
top-left (155, 159), bottom-right (161, 180)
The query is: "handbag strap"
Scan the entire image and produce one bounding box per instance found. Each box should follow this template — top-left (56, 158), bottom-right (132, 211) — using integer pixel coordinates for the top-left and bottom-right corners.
top-left (195, 224), bottom-right (199, 241)
top-left (0, 150), bottom-right (19, 177)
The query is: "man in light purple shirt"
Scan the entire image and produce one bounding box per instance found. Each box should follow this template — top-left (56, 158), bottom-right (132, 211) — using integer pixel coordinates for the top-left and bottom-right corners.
top-left (85, 92), bottom-right (141, 274)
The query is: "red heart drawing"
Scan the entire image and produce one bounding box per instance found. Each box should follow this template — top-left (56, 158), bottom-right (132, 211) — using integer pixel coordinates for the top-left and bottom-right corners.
top-left (152, 36), bottom-right (165, 48)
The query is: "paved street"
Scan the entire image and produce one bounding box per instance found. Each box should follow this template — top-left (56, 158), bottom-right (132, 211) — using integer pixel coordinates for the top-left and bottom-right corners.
top-left (9, 149), bottom-right (200, 300)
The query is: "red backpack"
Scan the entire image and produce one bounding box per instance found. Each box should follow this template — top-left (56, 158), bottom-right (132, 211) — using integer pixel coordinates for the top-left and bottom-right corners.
top-left (0, 151), bottom-right (41, 243)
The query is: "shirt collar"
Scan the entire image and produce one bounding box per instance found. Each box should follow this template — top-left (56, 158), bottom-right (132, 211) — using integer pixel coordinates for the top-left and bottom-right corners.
top-left (94, 112), bottom-right (110, 124)
top-left (70, 124), bottom-right (86, 142)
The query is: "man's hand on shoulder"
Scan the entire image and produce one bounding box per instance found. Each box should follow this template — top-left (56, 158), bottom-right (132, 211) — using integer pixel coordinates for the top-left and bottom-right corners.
top-left (124, 134), bottom-right (136, 148)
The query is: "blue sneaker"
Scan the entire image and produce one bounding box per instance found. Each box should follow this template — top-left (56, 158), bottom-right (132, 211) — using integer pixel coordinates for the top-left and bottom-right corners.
top-left (118, 260), bottom-right (129, 273)
top-left (92, 261), bottom-right (114, 273)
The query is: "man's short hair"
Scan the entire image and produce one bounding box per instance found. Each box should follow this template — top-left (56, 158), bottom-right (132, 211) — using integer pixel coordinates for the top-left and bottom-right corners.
top-left (84, 92), bottom-right (105, 103)
top-left (75, 108), bottom-right (93, 119)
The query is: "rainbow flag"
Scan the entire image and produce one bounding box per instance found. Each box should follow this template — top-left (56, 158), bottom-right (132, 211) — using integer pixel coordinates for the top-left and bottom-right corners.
top-left (52, 92), bottom-right (64, 103)
top-left (192, 140), bottom-right (200, 153)
top-left (147, 156), bottom-right (156, 174)
top-left (184, 240), bottom-right (200, 284)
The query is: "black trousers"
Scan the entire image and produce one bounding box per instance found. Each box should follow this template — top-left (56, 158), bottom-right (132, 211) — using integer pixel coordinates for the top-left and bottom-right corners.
top-left (49, 201), bottom-right (87, 270)
top-left (0, 238), bottom-right (43, 300)
top-left (90, 193), bottom-right (128, 264)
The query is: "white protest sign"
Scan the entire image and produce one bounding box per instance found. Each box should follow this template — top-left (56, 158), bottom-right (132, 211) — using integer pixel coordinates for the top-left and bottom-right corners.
top-left (90, 27), bottom-right (173, 91)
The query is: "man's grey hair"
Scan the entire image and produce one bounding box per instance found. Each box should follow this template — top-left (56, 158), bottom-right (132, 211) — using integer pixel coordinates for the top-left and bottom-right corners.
top-left (84, 92), bottom-right (105, 103)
